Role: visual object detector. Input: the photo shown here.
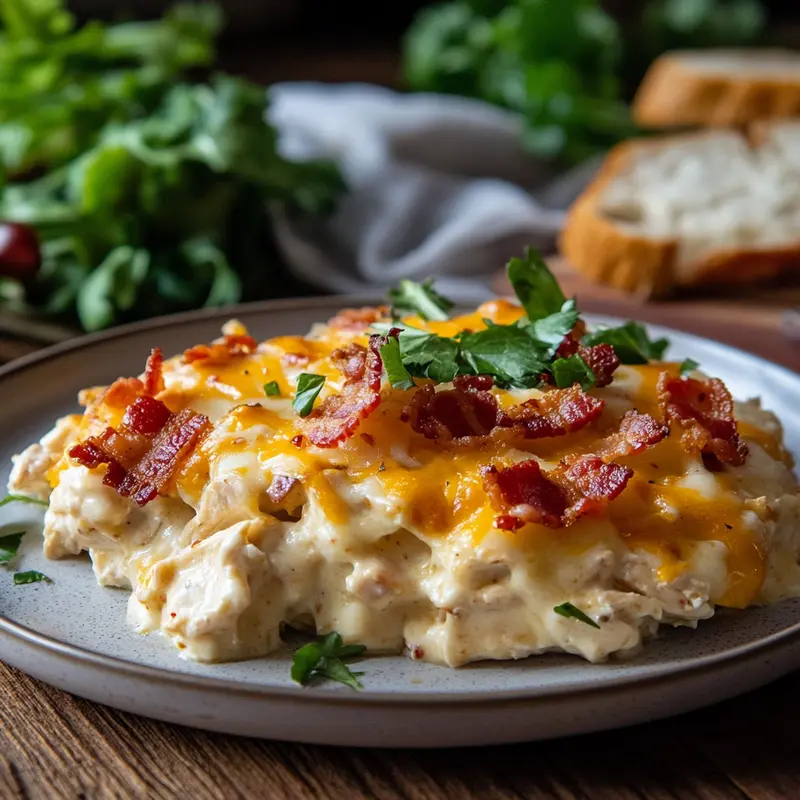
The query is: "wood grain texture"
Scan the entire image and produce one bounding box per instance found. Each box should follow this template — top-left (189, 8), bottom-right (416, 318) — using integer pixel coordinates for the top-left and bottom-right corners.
top-left (2, 660), bottom-right (800, 800)
top-left (3, 258), bottom-right (800, 799)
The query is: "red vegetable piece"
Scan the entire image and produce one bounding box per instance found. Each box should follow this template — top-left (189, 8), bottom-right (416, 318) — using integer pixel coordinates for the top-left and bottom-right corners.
top-left (0, 222), bottom-right (40, 281)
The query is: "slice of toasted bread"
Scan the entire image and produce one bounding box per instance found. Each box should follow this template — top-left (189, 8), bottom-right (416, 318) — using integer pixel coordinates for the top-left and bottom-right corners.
top-left (559, 122), bottom-right (800, 296)
top-left (633, 49), bottom-right (800, 129)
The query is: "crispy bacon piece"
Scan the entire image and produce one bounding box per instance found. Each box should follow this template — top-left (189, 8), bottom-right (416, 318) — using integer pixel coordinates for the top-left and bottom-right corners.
top-left (482, 455), bottom-right (633, 530)
top-left (482, 461), bottom-right (566, 530)
top-left (598, 410), bottom-right (669, 460)
top-left (303, 335), bottom-right (384, 448)
top-left (143, 348), bottom-right (165, 396)
top-left (579, 344), bottom-right (620, 388)
top-left (69, 396), bottom-right (210, 506)
top-left (266, 475), bottom-right (299, 504)
top-left (331, 343), bottom-right (368, 381)
top-left (557, 456), bottom-right (633, 524)
top-left (658, 373), bottom-right (747, 467)
top-left (102, 377), bottom-right (145, 409)
top-left (327, 306), bottom-right (387, 332)
top-left (183, 333), bottom-right (258, 365)
top-left (498, 385), bottom-right (604, 439)
top-left (401, 375), bottom-right (498, 441)
top-left (556, 323), bottom-right (619, 387)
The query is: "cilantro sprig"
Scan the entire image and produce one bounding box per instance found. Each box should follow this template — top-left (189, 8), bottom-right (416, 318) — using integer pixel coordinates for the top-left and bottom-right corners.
top-left (389, 278), bottom-right (454, 321)
top-left (291, 632), bottom-right (366, 690)
top-left (13, 571), bottom-right (52, 586)
top-left (0, 531), bottom-right (25, 566)
top-left (0, 494), bottom-right (48, 508)
top-left (377, 248), bottom-right (671, 390)
top-left (554, 602), bottom-right (600, 629)
top-left (293, 374), bottom-right (326, 417)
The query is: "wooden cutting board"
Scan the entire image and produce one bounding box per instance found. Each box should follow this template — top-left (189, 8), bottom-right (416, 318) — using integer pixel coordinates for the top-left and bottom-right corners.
top-left (493, 257), bottom-right (800, 373)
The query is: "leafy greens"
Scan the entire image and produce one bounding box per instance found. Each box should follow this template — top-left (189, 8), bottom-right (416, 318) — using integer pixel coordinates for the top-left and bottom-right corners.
top-left (403, 0), bottom-right (767, 164)
top-left (377, 248), bottom-right (672, 390)
top-left (0, 1), bottom-right (344, 331)
top-left (291, 632), bottom-right (366, 690)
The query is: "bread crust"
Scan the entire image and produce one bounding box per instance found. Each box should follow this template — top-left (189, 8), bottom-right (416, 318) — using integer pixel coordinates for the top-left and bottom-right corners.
top-left (558, 129), bottom-right (800, 297)
top-left (633, 51), bottom-right (800, 129)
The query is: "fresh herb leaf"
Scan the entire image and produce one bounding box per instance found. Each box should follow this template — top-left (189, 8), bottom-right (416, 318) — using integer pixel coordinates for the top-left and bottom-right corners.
top-left (551, 355), bottom-right (596, 390)
top-left (554, 602), bottom-right (600, 629)
top-left (290, 641), bottom-right (323, 684)
top-left (0, 532), bottom-right (25, 566)
top-left (582, 322), bottom-right (669, 364)
top-left (507, 248), bottom-right (566, 322)
top-left (291, 632), bottom-right (366, 691)
top-left (379, 336), bottom-right (416, 390)
top-left (389, 278), bottom-right (454, 321)
top-left (315, 658), bottom-right (365, 691)
top-left (263, 381), bottom-right (281, 397)
top-left (389, 326), bottom-right (461, 384)
top-left (679, 358), bottom-right (699, 376)
top-left (530, 298), bottom-right (579, 353)
top-left (458, 324), bottom-right (549, 388)
top-left (13, 571), bottom-right (52, 586)
top-left (293, 374), bottom-right (326, 417)
top-left (0, 494), bottom-right (48, 508)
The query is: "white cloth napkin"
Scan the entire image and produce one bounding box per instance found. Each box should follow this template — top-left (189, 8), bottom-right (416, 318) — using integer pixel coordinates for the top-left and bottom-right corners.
top-left (268, 82), bottom-right (600, 298)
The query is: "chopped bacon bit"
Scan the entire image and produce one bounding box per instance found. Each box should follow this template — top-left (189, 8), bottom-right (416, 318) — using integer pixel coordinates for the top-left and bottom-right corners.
top-left (482, 461), bottom-right (566, 529)
top-left (555, 322), bottom-right (619, 387)
top-left (69, 396), bottom-right (210, 506)
top-left (599, 410), bottom-right (669, 460)
top-left (482, 455), bottom-right (633, 530)
top-left (103, 378), bottom-right (145, 409)
top-left (291, 434), bottom-right (304, 448)
top-left (557, 456), bottom-right (632, 524)
top-left (327, 306), bottom-right (387, 332)
top-left (360, 432), bottom-right (375, 446)
top-left (555, 320), bottom-right (588, 358)
top-left (498, 385), bottom-right (604, 439)
top-left (122, 395), bottom-right (172, 436)
top-left (143, 348), bottom-right (164, 396)
top-left (453, 375), bottom-right (494, 392)
top-left (402, 377), bottom-right (498, 441)
top-left (266, 474), bottom-right (299, 504)
top-left (578, 344), bottom-right (620, 388)
top-left (331, 344), bottom-right (367, 381)
top-left (116, 410), bottom-right (210, 505)
top-left (658, 373), bottom-right (747, 467)
top-left (184, 334), bottom-right (257, 365)
top-left (303, 335), bottom-right (384, 448)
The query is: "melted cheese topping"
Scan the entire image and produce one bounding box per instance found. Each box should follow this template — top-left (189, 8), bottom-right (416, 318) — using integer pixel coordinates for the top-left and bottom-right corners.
top-left (9, 302), bottom-right (800, 668)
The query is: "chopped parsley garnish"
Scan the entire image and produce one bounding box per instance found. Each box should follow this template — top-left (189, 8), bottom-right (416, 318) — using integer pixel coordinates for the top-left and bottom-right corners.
top-left (293, 373), bottom-right (326, 417)
top-left (389, 278), bottom-right (454, 321)
top-left (379, 336), bottom-right (415, 390)
top-left (582, 321), bottom-right (669, 365)
top-left (0, 531), bottom-right (25, 566)
top-left (554, 602), bottom-right (600, 629)
top-left (679, 358), bottom-right (699, 376)
top-left (13, 570), bottom-right (52, 586)
top-left (0, 494), bottom-right (48, 508)
top-left (291, 632), bottom-right (366, 690)
top-left (263, 380), bottom-right (281, 397)
top-left (551, 355), bottom-right (596, 391)
top-left (375, 248), bottom-right (672, 389)
top-left (507, 248), bottom-right (566, 321)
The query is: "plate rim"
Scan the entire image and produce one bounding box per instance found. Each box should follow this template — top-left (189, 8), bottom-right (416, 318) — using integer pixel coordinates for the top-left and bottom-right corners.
top-left (2, 294), bottom-right (800, 706)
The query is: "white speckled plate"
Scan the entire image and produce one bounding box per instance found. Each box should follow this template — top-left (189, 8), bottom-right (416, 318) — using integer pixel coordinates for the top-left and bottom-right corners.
top-left (2, 297), bottom-right (800, 747)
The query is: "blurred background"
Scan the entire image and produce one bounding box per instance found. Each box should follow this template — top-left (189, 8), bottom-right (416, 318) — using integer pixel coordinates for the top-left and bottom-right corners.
top-left (3, 0), bottom-right (800, 355)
